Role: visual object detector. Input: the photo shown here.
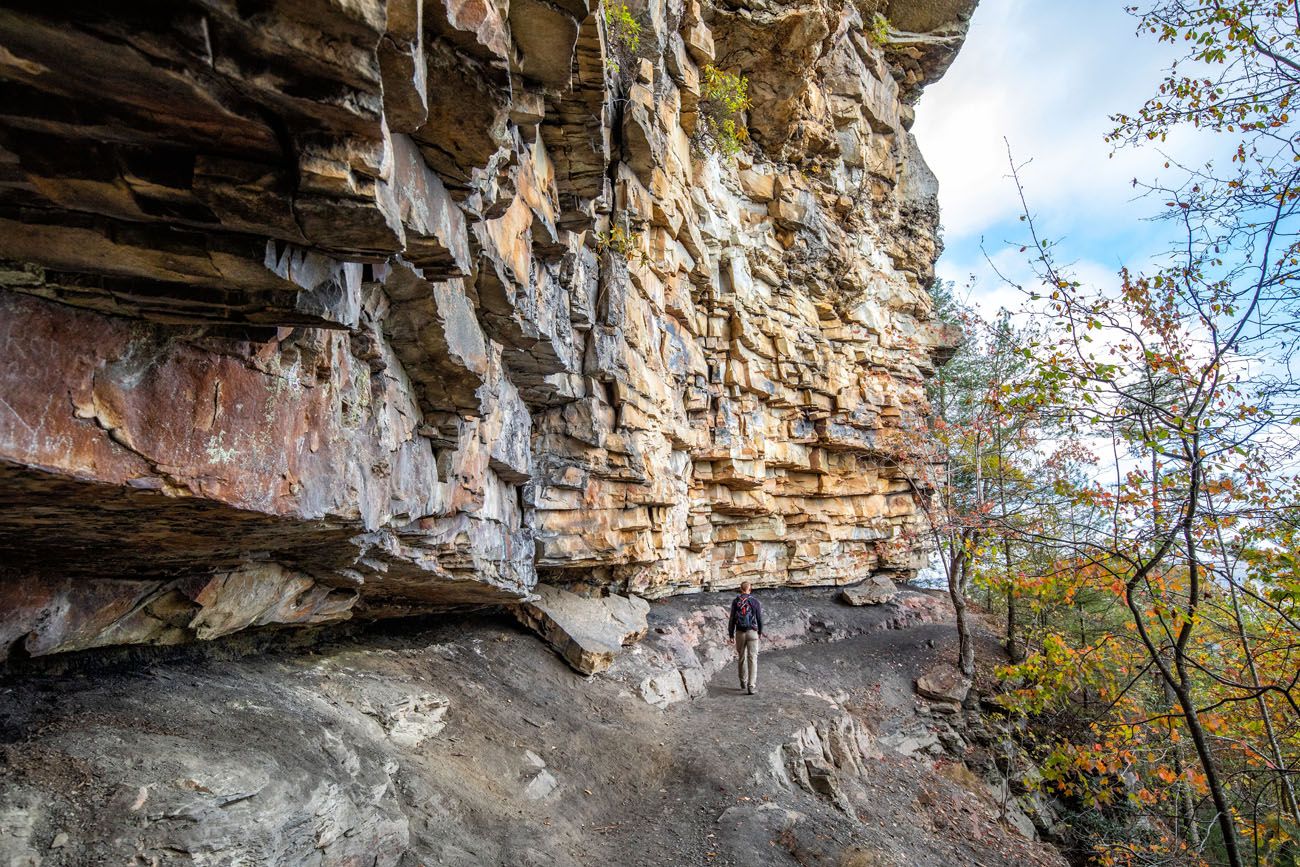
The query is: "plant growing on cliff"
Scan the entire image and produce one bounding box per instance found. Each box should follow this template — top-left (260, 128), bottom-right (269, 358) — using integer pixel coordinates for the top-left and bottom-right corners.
top-left (604, 2), bottom-right (641, 73)
top-left (698, 65), bottom-right (752, 159)
top-left (595, 221), bottom-right (652, 267)
top-left (868, 12), bottom-right (891, 46)
top-left (595, 223), bottom-right (639, 255)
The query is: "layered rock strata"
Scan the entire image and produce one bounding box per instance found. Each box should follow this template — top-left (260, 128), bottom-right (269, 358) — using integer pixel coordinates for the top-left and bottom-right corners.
top-left (0, 0), bottom-right (971, 660)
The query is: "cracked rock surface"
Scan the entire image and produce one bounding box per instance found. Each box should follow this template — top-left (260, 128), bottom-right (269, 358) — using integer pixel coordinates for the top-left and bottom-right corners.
top-left (0, 0), bottom-right (975, 658)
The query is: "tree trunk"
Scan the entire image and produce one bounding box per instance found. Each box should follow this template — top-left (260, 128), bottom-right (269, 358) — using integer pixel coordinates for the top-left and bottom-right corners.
top-left (1164, 679), bottom-right (1198, 848)
top-left (949, 532), bottom-right (976, 678)
top-left (1202, 488), bottom-right (1300, 834)
top-left (1229, 581), bottom-right (1300, 830)
top-left (1175, 460), bottom-right (1244, 867)
top-left (1121, 490), bottom-right (1243, 867)
top-left (1003, 539), bottom-right (1021, 662)
top-left (1170, 669), bottom-right (1244, 867)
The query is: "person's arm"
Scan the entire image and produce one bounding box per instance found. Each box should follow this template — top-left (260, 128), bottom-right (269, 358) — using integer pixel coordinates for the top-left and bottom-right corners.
top-left (755, 598), bottom-right (763, 636)
top-left (727, 598), bottom-right (737, 639)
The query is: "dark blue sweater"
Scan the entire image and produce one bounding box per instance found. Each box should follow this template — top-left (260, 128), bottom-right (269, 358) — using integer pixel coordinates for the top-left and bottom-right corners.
top-left (728, 593), bottom-right (763, 638)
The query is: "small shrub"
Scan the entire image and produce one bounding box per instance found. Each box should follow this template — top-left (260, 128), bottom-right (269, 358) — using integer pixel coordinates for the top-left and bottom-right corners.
top-left (868, 12), bottom-right (891, 46)
top-left (698, 65), bottom-right (751, 158)
top-left (595, 223), bottom-right (650, 266)
top-left (604, 2), bottom-right (641, 71)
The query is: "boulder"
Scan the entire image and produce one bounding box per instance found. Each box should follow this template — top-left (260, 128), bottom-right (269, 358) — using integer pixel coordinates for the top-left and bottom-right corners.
top-left (838, 573), bottom-right (899, 606)
top-left (519, 751), bottom-right (560, 800)
top-left (638, 670), bottom-right (692, 708)
top-left (515, 584), bottom-right (650, 675)
top-left (522, 769), bottom-right (559, 800)
top-left (915, 663), bottom-right (971, 709)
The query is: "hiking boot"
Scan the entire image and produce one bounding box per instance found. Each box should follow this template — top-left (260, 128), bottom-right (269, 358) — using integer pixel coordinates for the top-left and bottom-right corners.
top-left (746, 686), bottom-right (755, 695)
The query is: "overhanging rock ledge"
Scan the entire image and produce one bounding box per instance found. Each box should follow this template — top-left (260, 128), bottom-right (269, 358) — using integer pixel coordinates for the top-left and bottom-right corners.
top-left (0, 0), bottom-right (975, 661)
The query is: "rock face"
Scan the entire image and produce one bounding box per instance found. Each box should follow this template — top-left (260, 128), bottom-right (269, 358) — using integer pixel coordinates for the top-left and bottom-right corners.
top-left (0, 0), bottom-right (975, 660)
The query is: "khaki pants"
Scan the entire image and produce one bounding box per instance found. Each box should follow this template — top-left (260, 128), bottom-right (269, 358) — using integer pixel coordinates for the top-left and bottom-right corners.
top-left (735, 629), bottom-right (760, 690)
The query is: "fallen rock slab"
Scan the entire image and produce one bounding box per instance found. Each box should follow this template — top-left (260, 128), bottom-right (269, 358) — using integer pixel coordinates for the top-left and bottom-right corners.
top-left (915, 663), bottom-right (971, 710)
top-left (881, 729), bottom-right (941, 757)
top-left (714, 803), bottom-right (804, 854)
top-left (515, 583), bottom-right (650, 675)
top-left (837, 573), bottom-right (899, 606)
top-left (520, 751), bottom-right (560, 801)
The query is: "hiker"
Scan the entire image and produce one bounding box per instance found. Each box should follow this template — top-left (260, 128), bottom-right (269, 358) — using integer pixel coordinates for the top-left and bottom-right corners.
top-left (728, 581), bottom-right (763, 695)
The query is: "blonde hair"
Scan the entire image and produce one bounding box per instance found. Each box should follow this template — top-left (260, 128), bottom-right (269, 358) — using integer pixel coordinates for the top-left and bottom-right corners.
top-left (740, 581), bottom-right (752, 592)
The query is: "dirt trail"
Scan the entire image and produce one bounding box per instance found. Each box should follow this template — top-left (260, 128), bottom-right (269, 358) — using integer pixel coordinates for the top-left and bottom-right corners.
top-left (0, 589), bottom-right (1066, 867)
top-left (581, 613), bottom-right (1063, 867)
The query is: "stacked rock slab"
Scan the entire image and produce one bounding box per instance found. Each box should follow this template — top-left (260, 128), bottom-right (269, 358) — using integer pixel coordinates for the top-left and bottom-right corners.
top-left (0, 0), bottom-right (973, 660)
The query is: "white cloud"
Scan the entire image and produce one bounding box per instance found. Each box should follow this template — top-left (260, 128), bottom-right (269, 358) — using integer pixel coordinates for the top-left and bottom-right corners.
top-left (912, 0), bottom-right (1211, 244)
top-left (937, 244), bottom-right (1124, 321)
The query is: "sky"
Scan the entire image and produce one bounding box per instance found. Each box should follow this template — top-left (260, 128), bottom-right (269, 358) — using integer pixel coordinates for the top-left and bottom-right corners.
top-left (911, 0), bottom-right (1214, 313)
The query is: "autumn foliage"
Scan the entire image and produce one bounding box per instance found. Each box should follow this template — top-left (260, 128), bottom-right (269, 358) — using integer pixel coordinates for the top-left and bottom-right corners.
top-left (910, 2), bottom-right (1300, 864)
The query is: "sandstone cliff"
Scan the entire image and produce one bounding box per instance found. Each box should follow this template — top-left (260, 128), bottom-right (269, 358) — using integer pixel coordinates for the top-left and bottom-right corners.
top-left (0, 0), bottom-right (973, 660)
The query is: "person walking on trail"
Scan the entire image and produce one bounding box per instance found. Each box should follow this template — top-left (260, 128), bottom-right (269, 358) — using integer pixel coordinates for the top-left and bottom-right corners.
top-left (728, 581), bottom-right (763, 695)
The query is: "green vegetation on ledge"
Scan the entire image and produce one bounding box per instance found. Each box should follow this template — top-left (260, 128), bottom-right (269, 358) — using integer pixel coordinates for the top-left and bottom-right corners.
top-left (698, 65), bottom-right (752, 159)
